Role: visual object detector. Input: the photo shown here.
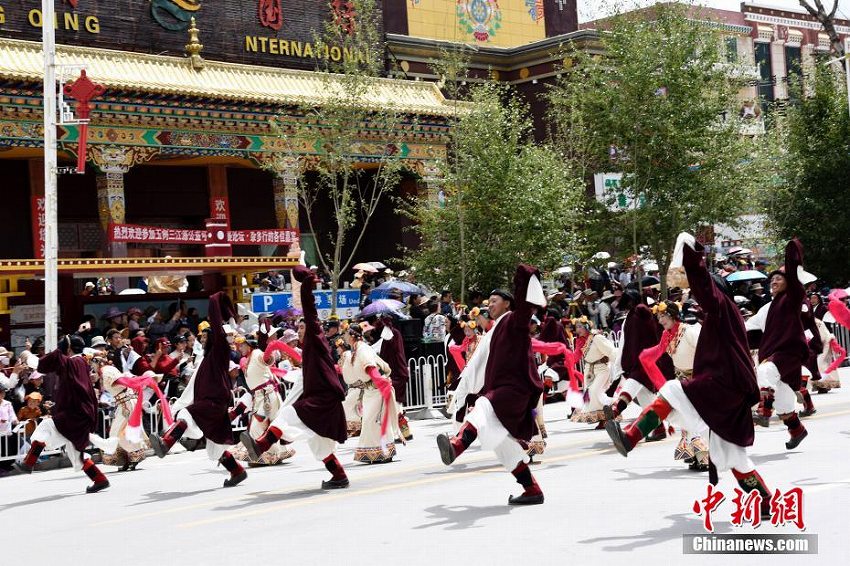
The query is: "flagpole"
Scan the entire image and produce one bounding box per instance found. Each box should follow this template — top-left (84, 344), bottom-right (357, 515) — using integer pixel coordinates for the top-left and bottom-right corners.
top-left (42, 0), bottom-right (59, 350)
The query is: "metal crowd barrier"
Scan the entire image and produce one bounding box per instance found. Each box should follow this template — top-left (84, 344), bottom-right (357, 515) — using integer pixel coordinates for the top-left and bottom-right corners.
top-left (405, 354), bottom-right (448, 415)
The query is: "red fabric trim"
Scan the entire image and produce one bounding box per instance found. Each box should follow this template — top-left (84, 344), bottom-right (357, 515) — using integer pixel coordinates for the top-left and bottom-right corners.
top-left (639, 323), bottom-right (678, 391)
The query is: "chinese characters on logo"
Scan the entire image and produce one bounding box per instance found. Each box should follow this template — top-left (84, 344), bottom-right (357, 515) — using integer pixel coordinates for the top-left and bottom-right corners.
top-left (693, 486), bottom-right (805, 532)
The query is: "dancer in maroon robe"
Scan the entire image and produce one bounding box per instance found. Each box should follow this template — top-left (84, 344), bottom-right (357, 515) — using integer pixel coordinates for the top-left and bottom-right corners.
top-left (149, 292), bottom-right (247, 488)
top-left (436, 265), bottom-right (547, 505)
top-left (798, 298), bottom-right (822, 417)
top-left (374, 315), bottom-right (413, 440)
top-left (241, 265), bottom-right (350, 489)
top-left (605, 233), bottom-right (772, 518)
top-left (607, 289), bottom-right (675, 440)
top-left (16, 335), bottom-right (110, 493)
top-left (745, 239), bottom-right (809, 449)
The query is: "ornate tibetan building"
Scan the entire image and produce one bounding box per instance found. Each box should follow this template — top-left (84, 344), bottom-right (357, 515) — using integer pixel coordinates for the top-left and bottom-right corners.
top-left (0, 0), bottom-right (585, 342)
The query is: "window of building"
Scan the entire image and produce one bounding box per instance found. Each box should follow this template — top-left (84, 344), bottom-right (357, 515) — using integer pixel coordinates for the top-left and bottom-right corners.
top-left (725, 36), bottom-right (739, 63)
top-left (754, 42), bottom-right (774, 104)
top-left (785, 44), bottom-right (802, 100)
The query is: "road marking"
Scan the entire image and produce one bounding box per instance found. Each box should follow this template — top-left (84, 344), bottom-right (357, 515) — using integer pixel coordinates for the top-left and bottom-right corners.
top-left (88, 434), bottom-right (604, 527)
top-left (177, 448), bottom-right (612, 529)
top-left (89, 405), bottom-right (850, 528)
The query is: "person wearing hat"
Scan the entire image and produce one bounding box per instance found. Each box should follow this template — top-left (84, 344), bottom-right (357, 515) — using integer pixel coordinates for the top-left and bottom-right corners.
top-left (90, 336), bottom-right (108, 351)
top-left (16, 335), bottom-right (111, 493)
top-left (606, 289), bottom-right (674, 442)
top-left (229, 337), bottom-right (296, 467)
top-left (747, 282), bottom-right (769, 311)
top-left (333, 322), bottom-right (401, 463)
top-left (745, 239), bottom-right (809, 448)
top-left (605, 233), bottom-right (773, 520)
top-left (437, 265), bottom-right (549, 506)
top-left (323, 318), bottom-right (342, 363)
top-left (640, 300), bottom-right (708, 471)
top-left (17, 391), bottom-right (42, 440)
top-left (571, 317), bottom-right (616, 427)
top-left (126, 307), bottom-right (144, 334)
top-left (241, 265), bottom-right (351, 490)
top-left (150, 293), bottom-right (248, 489)
top-left (98, 366), bottom-right (156, 472)
top-left (100, 307), bottom-right (126, 337)
top-left (372, 315), bottom-right (413, 442)
top-left (812, 315), bottom-right (843, 392)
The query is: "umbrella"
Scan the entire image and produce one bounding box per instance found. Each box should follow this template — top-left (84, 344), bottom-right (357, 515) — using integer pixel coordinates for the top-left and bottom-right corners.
top-left (640, 261), bottom-right (659, 272)
top-left (626, 275), bottom-right (660, 289)
top-left (353, 262), bottom-right (378, 273)
top-left (592, 251), bottom-right (611, 260)
top-left (726, 270), bottom-right (767, 283)
top-left (360, 299), bottom-right (405, 318)
top-left (727, 247), bottom-right (752, 256)
top-left (734, 295), bottom-right (751, 306)
top-left (555, 266), bottom-right (573, 274)
top-left (374, 280), bottom-right (423, 295)
top-left (369, 261), bottom-right (387, 270)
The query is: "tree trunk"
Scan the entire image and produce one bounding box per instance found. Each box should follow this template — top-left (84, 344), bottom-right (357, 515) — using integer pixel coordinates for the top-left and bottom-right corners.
top-left (800, 1), bottom-right (846, 56)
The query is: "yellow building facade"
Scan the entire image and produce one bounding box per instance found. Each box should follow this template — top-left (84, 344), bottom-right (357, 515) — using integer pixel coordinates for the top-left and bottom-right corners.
top-left (406, 0), bottom-right (548, 47)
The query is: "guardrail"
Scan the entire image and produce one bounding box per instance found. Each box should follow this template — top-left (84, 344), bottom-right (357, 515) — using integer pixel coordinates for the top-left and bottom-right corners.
top-left (405, 354), bottom-right (448, 414)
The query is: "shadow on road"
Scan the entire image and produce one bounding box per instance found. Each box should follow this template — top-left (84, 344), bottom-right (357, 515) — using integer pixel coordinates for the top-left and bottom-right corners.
top-left (414, 504), bottom-right (514, 530)
top-left (751, 452), bottom-right (795, 465)
top-left (210, 487), bottom-right (325, 512)
top-left (611, 467), bottom-right (703, 481)
top-left (579, 513), bottom-right (726, 551)
top-left (0, 491), bottom-right (83, 512)
top-left (129, 488), bottom-right (219, 506)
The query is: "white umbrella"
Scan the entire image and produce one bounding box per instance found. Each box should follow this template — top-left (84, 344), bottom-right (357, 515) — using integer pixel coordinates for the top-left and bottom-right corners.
top-left (369, 261), bottom-right (388, 270)
top-left (353, 262), bottom-right (378, 273)
top-left (555, 266), bottom-right (573, 274)
top-left (592, 251), bottom-right (611, 260)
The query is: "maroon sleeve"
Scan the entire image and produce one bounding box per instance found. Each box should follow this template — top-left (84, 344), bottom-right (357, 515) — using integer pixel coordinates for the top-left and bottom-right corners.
top-left (784, 239), bottom-right (805, 303)
top-left (508, 264), bottom-right (542, 333)
top-left (682, 241), bottom-right (721, 315)
top-left (293, 266), bottom-right (322, 338)
top-left (37, 348), bottom-right (66, 374)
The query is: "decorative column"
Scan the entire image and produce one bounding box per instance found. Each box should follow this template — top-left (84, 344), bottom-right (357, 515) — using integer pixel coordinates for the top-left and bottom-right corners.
top-left (272, 155), bottom-right (301, 257)
top-left (91, 146), bottom-right (129, 258)
top-left (771, 38), bottom-right (787, 100)
top-left (420, 159), bottom-right (444, 206)
top-left (207, 164), bottom-right (232, 257)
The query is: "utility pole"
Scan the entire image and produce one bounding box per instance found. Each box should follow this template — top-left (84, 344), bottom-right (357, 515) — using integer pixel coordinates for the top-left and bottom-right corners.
top-left (42, 0), bottom-right (58, 350)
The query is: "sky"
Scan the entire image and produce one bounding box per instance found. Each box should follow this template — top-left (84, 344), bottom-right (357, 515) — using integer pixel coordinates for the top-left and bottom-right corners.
top-left (576, 0), bottom-right (850, 22)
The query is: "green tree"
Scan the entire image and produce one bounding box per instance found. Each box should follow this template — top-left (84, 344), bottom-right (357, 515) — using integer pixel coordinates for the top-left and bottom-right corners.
top-left (274, 0), bottom-right (410, 311)
top-left (407, 84), bottom-right (586, 298)
top-left (767, 62), bottom-right (850, 285)
top-left (549, 3), bottom-right (771, 294)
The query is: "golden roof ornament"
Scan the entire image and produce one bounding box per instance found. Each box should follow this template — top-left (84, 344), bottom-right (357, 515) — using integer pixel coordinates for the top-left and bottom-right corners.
top-left (185, 17), bottom-right (204, 71)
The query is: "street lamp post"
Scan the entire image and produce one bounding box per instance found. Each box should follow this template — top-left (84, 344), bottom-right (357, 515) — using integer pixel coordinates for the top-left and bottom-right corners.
top-left (42, 0), bottom-right (58, 350)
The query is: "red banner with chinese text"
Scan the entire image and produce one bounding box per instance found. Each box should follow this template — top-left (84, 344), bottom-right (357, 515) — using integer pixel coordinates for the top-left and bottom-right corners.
top-left (31, 196), bottom-right (46, 259)
top-left (108, 223), bottom-right (299, 246)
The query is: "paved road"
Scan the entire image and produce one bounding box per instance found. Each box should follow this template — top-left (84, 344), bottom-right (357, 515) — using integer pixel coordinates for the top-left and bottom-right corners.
top-left (2, 382), bottom-right (848, 565)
